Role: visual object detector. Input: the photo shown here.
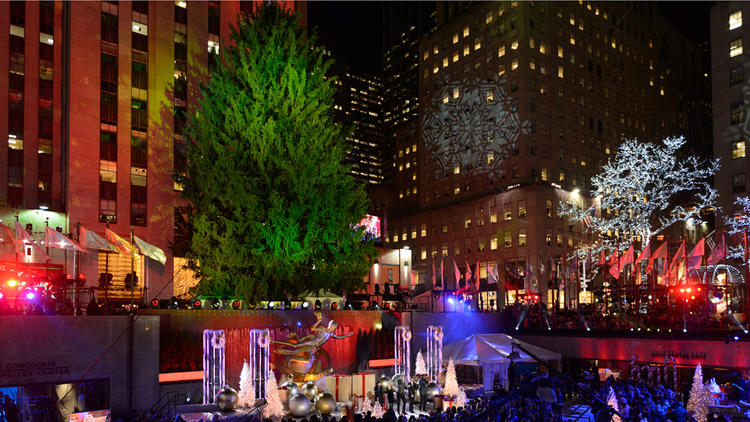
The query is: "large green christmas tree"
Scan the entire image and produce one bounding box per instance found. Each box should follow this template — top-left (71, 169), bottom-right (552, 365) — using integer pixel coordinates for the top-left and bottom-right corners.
top-left (176, 4), bottom-right (376, 302)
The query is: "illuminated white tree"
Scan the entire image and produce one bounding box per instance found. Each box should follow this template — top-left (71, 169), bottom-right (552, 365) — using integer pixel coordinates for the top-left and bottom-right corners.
top-left (443, 358), bottom-right (460, 397)
top-left (360, 395), bottom-right (373, 414)
top-left (238, 361), bottom-right (255, 407)
top-left (263, 370), bottom-right (284, 419)
top-left (415, 350), bottom-right (427, 375)
top-left (559, 136), bottom-right (718, 254)
top-left (372, 401), bottom-right (385, 419)
top-left (687, 363), bottom-right (711, 422)
top-left (606, 387), bottom-right (621, 422)
top-left (724, 196), bottom-right (750, 259)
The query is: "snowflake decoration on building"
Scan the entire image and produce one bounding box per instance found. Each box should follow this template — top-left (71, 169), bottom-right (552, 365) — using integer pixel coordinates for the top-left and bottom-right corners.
top-left (422, 77), bottom-right (529, 175)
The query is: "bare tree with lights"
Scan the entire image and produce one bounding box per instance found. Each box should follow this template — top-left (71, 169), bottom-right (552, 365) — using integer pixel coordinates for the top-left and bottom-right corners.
top-left (724, 196), bottom-right (750, 259)
top-left (559, 136), bottom-right (719, 254)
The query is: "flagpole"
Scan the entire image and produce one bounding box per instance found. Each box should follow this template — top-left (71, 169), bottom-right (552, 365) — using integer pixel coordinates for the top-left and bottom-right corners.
top-left (744, 230), bottom-right (749, 329)
top-left (14, 214), bottom-right (19, 281)
top-left (74, 222), bottom-right (80, 316)
top-left (130, 227), bottom-right (135, 313)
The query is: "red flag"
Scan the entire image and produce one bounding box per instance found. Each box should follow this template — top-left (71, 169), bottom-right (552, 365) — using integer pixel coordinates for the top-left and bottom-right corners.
top-left (647, 242), bottom-right (668, 274)
top-left (669, 240), bottom-right (686, 284)
top-left (432, 259), bottom-right (437, 289)
top-left (619, 245), bottom-right (635, 273)
top-left (475, 258), bottom-right (481, 292)
top-left (608, 250), bottom-right (620, 279)
top-left (464, 258), bottom-right (473, 284)
top-left (453, 260), bottom-right (461, 285)
top-left (635, 241), bottom-right (651, 264)
top-left (686, 238), bottom-right (705, 271)
top-left (707, 233), bottom-right (726, 265)
top-left (598, 250), bottom-right (606, 265)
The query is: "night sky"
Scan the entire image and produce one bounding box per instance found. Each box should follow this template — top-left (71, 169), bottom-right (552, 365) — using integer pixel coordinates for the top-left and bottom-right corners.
top-left (308, 2), bottom-right (714, 77)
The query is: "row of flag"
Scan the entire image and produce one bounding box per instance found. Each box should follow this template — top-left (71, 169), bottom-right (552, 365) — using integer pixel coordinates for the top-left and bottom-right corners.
top-left (430, 257), bottom-right (500, 291)
top-left (0, 222), bottom-right (166, 265)
top-left (595, 233), bottom-right (727, 282)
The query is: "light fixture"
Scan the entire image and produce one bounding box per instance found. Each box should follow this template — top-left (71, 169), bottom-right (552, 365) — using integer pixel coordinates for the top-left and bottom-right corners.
top-left (39, 205), bottom-right (48, 210)
top-left (26, 292), bottom-right (35, 300)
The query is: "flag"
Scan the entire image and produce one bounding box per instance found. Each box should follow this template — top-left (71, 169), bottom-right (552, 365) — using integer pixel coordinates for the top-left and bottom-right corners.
top-left (619, 245), bottom-right (634, 274)
top-left (581, 205), bottom-right (596, 227)
top-left (598, 250), bottom-right (606, 266)
top-left (106, 228), bottom-right (136, 255)
top-left (15, 222), bottom-right (49, 261)
top-left (44, 226), bottom-right (87, 253)
top-left (635, 241), bottom-right (651, 264)
top-left (440, 257), bottom-right (444, 289)
top-left (80, 226), bottom-right (119, 252)
top-left (432, 259), bottom-right (437, 289)
top-left (707, 233), bottom-right (726, 265)
top-left (647, 242), bottom-right (667, 274)
top-left (0, 223), bottom-right (16, 246)
top-left (705, 230), bottom-right (716, 253)
top-left (668, 240), bottom-right (686, 284)
top-left (475, 258), bottom-right (481, 292)
top-left (488, 263), bottom-right (498, 284)
top-left (464, 258), bottom-right (473, 285)
top-left (453, 260), bottom-right (461, 285)
top-left (608, 250), bottom-right (620, 279)
top-left (686, 238), bottom-right (705, 271)
top-left (134, 235), bottom-right (166, 265)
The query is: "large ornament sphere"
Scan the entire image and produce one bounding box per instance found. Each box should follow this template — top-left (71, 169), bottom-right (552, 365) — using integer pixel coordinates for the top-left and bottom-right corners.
top-left (315, 392), bottom-right (336, 415)
top-left (301, 382), bottom-right (318, 401)
top-left (288, 394), bottom-right (311, 417)
top-left (216, 386), bottom-right (239, 411)
top-left (378, 375), bottom-right (391, 391)
top-left (280, 380), bottom-right (300, 398)
top-left (425, 382), bottom-right (440, 402)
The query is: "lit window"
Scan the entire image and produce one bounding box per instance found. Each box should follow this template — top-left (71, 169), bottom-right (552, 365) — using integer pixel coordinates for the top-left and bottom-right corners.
top-left (511, 40), bottom-right (518, 50)
top-left (498, 65), bottom-right (506, 76)
top-left (498, 45), bottom-right (506, 57)
top-left (421, 224), bottom-right (427, 237)
top-left (464, 216), bottom-right (471, 229)
top-left (518, 229), bottom-right (527, 247)
top-left (559, 170), bottom-right (565, 182)
top-left (463, 26), bottom-right (470, 37)
top-left (558, 46), bottom-right (563, 58)
top-left (541, 167), bottom-right (548, 181)
top-left (443, 96), bottom-right (449, 104)
top-left (730, 10), bottom-right (743, 30)
top-left (539, 42), bottom-right (546, 54)
top-left (454, 186), bottom-right (461, 195)
top-left (463, 45), bottom-right (470, 56)
top-left (569, 15), bottom-right (575, 25)
top-left (453, 53), bottom-right (459, 63)
top-left (474, 39), bottom-right (481, 50)
top-left (423, 51), bottom-right (429, 60)
top-left (434, 46), bottom-right (439, 54)
top-left (731, 38), bottom-right (743, 57)
top-left (487, 152), bottom-right (494, 164)
top-left (504, 204), bottom-right (512, 221)
top-left (421, 248), bottom-right (427, 260)
top-left (733, 141), bottom-right (747, 159)
top-left (529, 58), bottom-right (535, 70)
top-left (557, 66), bottom-right (564, 78)
top-left (490, 235), bottom-right (498, 250)
top-left (454, 166), bottom-right (460, 175)
top-left (518, 200), bottom-right (527, 218)
top-left (570, 34), bottom-right (576, 45)
top-left (443, 57), bottom-right (448, 68)
top-left (433, 66), bottom-right (439, 74)
top-left (529, 38), bottom-right (535, 49)
top-left (504, 230), bottom-right (512, 248)
top-left (486, 11), bottom-right (493, 24)
top-left (453, 34), bottom-right (459, 44)
top-left (512, 59), bottom-right (519, 71)
top-left (453, 88), bottom-right (460, 99)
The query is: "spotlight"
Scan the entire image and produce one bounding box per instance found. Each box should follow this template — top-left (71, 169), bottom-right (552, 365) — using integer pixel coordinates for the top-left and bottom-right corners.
top-left (0, 292), bottom-right (3, 300)
top-left (734, 336), bottom-right (740, 341)
top-left (26, 292), bottom-right (35, 300)
top-left (232, 300), bottom-right (241, 310)
top-left (193, 299), bottom-right (202, 309)
top-left (268, 301), bottom-right (276, 309)
top-left (151, 299), bottom-right (159, 308)
top-left (296, 321), bottom-right (302, 327)
top-left (302, 301), bottom-right (309, 309)
top-left (7, 280), bottom-right (17, 287)
top-left (447, 298), bottom-right (454, 305)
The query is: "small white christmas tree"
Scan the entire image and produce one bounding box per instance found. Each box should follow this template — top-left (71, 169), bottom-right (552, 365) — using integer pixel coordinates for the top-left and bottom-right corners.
top-left (360, 395), bottom-right (373, 414)
top-left (415, 350), bottom-right (427, 375)
top-left (238, 361), bottom-right (256, 407)
top-left (606, 387), bottom-right (621, 422)
top-left (455, 388), bottom-right (467, 408)
top-left (372, 401), bottom-right (384, 419)
top-left (443, 358), bottom-right (459, 397)
top-left (263, 370), bottom-right (284, 420)
top-left (687, 363), bottom-right (710, 422)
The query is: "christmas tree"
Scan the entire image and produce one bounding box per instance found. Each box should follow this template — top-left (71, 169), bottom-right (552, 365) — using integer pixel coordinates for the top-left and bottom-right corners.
top-left (238, 361), bottom-right (255, 407)
top-left (415, 350), bottom-right (427, 375)
top-left (360, 395), bottom-right (373, 414)
top-left (443, 358), bottom-right (459, 397)
top-left (263, 370), bottom-right (284, 420)
top-left (606, 387), bottom-right (621, 422)
top-left (687, 363), bottom-right (710, 422)
top-left (372, 401), bottom-right (384, 419)
top-left (177, 3), bottom-right (377, 302)
top-left (455, 388), bottom-right (467, 408)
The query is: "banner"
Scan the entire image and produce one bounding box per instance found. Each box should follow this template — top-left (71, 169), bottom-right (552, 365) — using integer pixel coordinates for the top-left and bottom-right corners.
top-left (44, 226), bottom-right (87, 253)
top-left (79, 226), bottom-right (119, 252)
top-left (134, 235), bottom-right (166, 265)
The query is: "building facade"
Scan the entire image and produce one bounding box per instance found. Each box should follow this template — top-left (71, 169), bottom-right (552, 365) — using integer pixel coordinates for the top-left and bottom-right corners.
top-left (0, 0), bottom-right (303, 303)
top-left (712, 3), bottom-right (749, 224)
top-left (384, 1), bottom-right (709, 309)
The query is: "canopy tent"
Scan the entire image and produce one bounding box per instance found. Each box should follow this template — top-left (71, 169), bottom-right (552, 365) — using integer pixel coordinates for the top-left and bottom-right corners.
top-left (300, 290), bottom-right (344, 309)
top-left (442, 333), bottom-right (562, 391)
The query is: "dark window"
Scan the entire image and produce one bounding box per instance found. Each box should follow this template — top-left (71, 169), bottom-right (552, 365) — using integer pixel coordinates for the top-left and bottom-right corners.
top-left (100, 130), bottom-right (117, 161)
top-left (38, 108), bottom-right (53, 139)
top-left (132, 1), bottom-right (148, 14)
top-left (9, 74), bottom-right (24, 96)
top-left (101, 12), bottom-right (118, 44)
top-left (39, 42), bottom-right (53, 61)
top-left (101, 92), bottom-right (117, 124)
top-left (40, 2), bottom-right (54, 26)
top-left (131, 100), bottom-right (147, 131)
top-left (10, 1), bottom-right (25, 26)
top-left (174, 107), bottom-right (186, 135)
top-left (208, 2), bottom-right (220, 35)
top-left (131, 185), bottom-right (147, 226)
top-left (10, 35), bottom-right (24, 54)
top-left (174, 139), bottom-right (186, 174)
top-left (132, 32), bottom-right (148, 52)
top-left (734, 173), bottom-right (746, 193)
top-left (131, 135), bottom-right (147, 168)
top-left (132, 61), bottom-right (147, 90)
top-left (99, 181), bottom-right (117, 222)
top-left (731, 66), bottom-right (744, 85)
top-left (174, 74), bottom-right (186, 100)
top-left (175, 4), bottom-right (187, 25)
top-left (9, 103), bottom-right (24, 134)
top-left (39, 79), bottom-right (53, 100)
top-left (731, 101), bottom-right (745, 125)
top-left (101, 53), bottom-right (117, 93)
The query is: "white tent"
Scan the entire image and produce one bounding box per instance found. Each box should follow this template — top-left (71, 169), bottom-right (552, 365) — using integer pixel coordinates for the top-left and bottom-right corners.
top-left (441, 333), bottom-right (562, 391)
top-left (300, 290), bottom-right (344, 309)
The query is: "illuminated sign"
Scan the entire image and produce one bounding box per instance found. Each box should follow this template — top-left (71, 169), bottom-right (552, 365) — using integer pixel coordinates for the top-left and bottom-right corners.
top-left (357, 214), bottom-right (381, 240)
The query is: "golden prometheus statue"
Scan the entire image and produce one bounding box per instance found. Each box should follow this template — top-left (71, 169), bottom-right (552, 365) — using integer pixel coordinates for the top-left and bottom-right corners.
top-left (273, 312), bottom-right (352, 382)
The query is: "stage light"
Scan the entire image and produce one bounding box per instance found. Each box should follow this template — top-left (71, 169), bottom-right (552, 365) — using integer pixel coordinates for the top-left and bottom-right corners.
top-left (686, 288), bottom-right (692, 293)
top-left (447, 298), bottom-right (454, 304)
top-left (268, 301), bottom-right (276, 309)
top-left (683, 329), bottom-right (687, 333)
top-left (7, 280), bottom-right (17, 287)
top-left (0, 292), bottom-right (3, 300)
top-left (734, 336), bottom-right (740, 341)
top-left (193, 300), bottom-right (202, 309)
top-left (26, 292), bottom-right (35, 300)
top-left (232, 300), bottom-right (241, 310)
top-left (296, 321), bottom-right (302, 327)
top-left (151, 299), bottom-right (159, 308)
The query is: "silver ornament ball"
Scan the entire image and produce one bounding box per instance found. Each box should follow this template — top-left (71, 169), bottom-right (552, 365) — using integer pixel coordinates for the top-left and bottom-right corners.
top-left (301, 382), bottom-right (318, 401)
top-left (425, 382), bottom-right (440, 402)
top-left (288, 393), bottom-right (312, 417)
top-left (281, 380), bottom-right (300, 398)
top-left (215, 386), bottom-right (239, 411)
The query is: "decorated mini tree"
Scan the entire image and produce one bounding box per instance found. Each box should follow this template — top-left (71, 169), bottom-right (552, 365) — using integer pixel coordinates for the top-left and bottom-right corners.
top-left (372, 401), bottom-right (384, 419)
top-left (360, 395), bottom-right (373, 414)
top-left (415, 350), bottom-right (427, 375)
top-left (606, 387), bottom-right (621, 422)
top-left (238, 361), bottom-right (255, 407)
top-left (455, 388), bottom-right (467, 408)
top-left (687, 363), bottom-right (710, 422)
top-left (263, 370), bottom-right (284, 420)
top-left (443, 358), bottom-right (459, 397)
